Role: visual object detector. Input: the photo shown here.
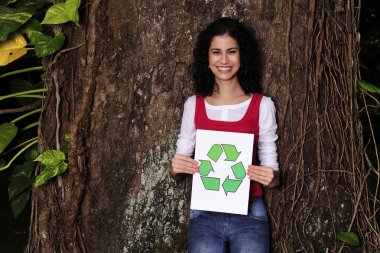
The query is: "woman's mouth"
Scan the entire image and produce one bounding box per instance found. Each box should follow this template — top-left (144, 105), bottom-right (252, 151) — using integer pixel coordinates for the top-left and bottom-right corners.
top-left (216, 66), bottom-right (233, 72)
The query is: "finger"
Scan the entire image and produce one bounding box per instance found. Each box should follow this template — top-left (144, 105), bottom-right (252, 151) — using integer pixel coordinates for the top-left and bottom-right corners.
top-left (172, 159), bottom-right (198, 171)
top-left (249, 173), bottom-right (272, 186)
top-left (174, 154), bottom-right (198, 165)
top-left (248, 169), bottom-right (274, 186)
top-left (172, 164), bottom-right (196, 174)
top-left (172, 160), bottom-right (199, 174)
top-left (247, 166), bottom-right (274, 176)
top-left (251, 170), bottom-right (272, 178)
top-left (249, 165), bottom-right (272, 172)
top-left (172, 155), bottom-right (198, 167)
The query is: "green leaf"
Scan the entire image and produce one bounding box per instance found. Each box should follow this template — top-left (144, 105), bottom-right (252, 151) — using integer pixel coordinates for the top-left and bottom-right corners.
top-left (65, 0), bottom-right (81, 26)
top-left (16, 0), bottom-right (50, 10)
top-left (0, 159), bottom-right (5, 167)
top-left (10, 160), bottom-right (35, 179)
top-left (0, 5), bottom-right (34, 42)
top-left (41, 0), bottom-right (81, 26)
top-left (10, 189), bottom-right (31, 218)
top-left (0, 0), bottom-right (17, 6)
top-left (8, 175), bottom-right (32, 200)
top-left (26, 30), bottom-right (65, 57)
top-left (19, 18), bottom-right (43, 35)
top-left (34, 150), bottom-right (65, 166)
top-left (41, 3), bottom-right (70, 25)
top-left (0, 123), bottom-right (18, 153)
top-left (34, 162), bottom-right (67, 186)
top-left (358, 80), bottom-right (380, 94)
top-left (25, 146), bottom-right (38, 161)
top-left (337, 231), bottom-right (360, 246)
top-left (10, 78), bottom-right (41, 105)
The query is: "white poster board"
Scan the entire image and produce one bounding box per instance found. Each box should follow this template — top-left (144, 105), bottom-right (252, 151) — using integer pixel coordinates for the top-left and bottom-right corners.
top-left (190, 129), bottom-right (254, 215)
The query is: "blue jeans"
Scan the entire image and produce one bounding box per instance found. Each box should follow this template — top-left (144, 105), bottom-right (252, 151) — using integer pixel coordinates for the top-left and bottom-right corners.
top-left (188, 197), bottom-right (269, 253)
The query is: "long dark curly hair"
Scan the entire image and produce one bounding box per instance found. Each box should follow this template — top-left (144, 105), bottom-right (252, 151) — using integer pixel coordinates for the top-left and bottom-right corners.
top-left (193, 17), bottom-right (262, 96)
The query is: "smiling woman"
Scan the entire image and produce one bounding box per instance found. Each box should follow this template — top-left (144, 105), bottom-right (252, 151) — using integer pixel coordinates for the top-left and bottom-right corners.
top-left (208, 34), bottom-right (241, 85)
top-left (170, 17), bottom-right (279, 253)
top-left (192, 17), bottom-right (262, 98)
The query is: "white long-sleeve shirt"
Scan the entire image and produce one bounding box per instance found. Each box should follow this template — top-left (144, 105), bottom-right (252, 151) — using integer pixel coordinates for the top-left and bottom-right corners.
top-left (175, 95), bottom-right (279, 171)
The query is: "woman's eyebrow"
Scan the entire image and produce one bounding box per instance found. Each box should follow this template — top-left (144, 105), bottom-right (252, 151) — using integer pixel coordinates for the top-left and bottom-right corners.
top-left (209, 47), bottom-right (239, 51)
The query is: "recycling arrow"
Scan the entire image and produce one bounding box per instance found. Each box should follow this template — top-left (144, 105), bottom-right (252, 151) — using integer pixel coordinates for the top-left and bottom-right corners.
top-left (222, 176), bottom-right (243, 195)
top-left (207, 144), bottom-right (223, 162)
top-left (201, 176), bottom-right (220, 191)
top-left (231, 162), bottom-right (246, 179)
top-left (222, 144), bottom-right (241, 162)
top-left (198, 160), bottom-right (214, 176)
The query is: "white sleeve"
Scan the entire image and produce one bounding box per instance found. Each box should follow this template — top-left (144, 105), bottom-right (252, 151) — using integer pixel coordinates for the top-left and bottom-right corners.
top-left (258, 96), bottom-right (280, 171)
top-left (175, 96), bottom-right (196, 156)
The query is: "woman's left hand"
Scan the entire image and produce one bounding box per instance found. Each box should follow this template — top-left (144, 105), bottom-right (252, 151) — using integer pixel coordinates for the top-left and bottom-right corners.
top-left (247, 165), bottom-right (280, 188)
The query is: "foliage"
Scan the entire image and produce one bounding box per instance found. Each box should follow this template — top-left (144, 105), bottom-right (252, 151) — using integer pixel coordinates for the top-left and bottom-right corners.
top-left (359, 80), bottom-right (380, 95)
top-left (34, 149), bottom-right (68, 186)
top-left (0, 32), bottom-right (27, 66)
top-left (359, 79), bottom-right (380, 117)
top-left (0, 4), bottom-right (34, 41)
top-left (8, 157), bottom-right (36, 218)
top-left (0, 123), bottom-right (17, 153)
top-left (337, 231), bottom-right (360, 247)
top-left (42, 0), bottom-right (81, 26)
top-left (0, 0), bottom-right (81, 219)
top-left (26, 30), bottom-right (65, 57)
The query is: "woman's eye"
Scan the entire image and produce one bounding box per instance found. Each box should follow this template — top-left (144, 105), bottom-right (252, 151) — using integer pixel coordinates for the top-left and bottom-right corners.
top-left (212, 51), bottom-right (221, 55)
top-left (227, 50), bottom-right (238, 54)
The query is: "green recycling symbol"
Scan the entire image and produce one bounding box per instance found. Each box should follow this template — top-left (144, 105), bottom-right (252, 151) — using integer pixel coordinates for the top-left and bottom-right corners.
top-left (198, 144), bottom-right (246, 195)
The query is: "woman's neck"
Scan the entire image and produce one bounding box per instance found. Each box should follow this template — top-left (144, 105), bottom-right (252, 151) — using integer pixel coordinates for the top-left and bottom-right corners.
top-left (206, 80), bottom-right (251, 105)
top-left (213, 79), bottom-right (244, 98)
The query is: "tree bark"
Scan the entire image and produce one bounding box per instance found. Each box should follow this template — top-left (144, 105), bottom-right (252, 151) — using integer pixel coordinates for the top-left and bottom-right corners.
top-left (27, 0), bottom-right (379, 252)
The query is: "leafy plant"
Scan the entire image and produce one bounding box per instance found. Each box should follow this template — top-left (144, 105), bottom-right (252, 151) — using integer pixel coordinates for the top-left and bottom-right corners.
top-left (358, 79), bottom-right (380, 117)
top-left (42, 0), bottom-right (81, 26)
top-left (0, 123), bottom-right (18, 153)
top-left (337, 231), bottom-right (360, 246)
top-left (359, 80), bottom-right (380, 94)
top-left (0, 32), bottom-right (27, 66)
top-left (34, 149), bottom-right (68, 186)
top-left (0, 0), bottom-right (81, 218)
top-left (8, 154), bottom-right (36, 218)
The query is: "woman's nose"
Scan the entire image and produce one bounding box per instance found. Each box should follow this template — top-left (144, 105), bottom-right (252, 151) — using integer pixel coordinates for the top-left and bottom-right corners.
top-left (221, 53), bottom-right (229, 64)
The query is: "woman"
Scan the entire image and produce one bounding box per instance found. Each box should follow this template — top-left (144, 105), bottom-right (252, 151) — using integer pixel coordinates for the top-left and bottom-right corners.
top-left (169, 17), bottom-right (280, 253)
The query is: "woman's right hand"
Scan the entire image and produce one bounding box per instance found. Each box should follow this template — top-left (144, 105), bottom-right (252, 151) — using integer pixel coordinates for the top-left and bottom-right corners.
top-left (170, 154), bottom-right (199, 179)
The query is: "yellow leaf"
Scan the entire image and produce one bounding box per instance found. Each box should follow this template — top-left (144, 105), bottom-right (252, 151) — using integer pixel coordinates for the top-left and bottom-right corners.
top-left (0, 33), bottom-right (28, 66)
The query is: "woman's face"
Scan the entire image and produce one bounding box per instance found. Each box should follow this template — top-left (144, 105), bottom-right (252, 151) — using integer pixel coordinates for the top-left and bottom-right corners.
top-left (208, 34), bottom-right (240, 84)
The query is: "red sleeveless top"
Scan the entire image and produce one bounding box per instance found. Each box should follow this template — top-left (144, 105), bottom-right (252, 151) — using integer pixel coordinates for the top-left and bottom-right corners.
top-left (194, 93), bottom-right (263, 197)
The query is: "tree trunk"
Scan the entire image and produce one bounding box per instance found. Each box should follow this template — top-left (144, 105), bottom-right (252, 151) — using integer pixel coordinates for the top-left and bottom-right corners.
top-left (27, 0), bottom-right (379, 252)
